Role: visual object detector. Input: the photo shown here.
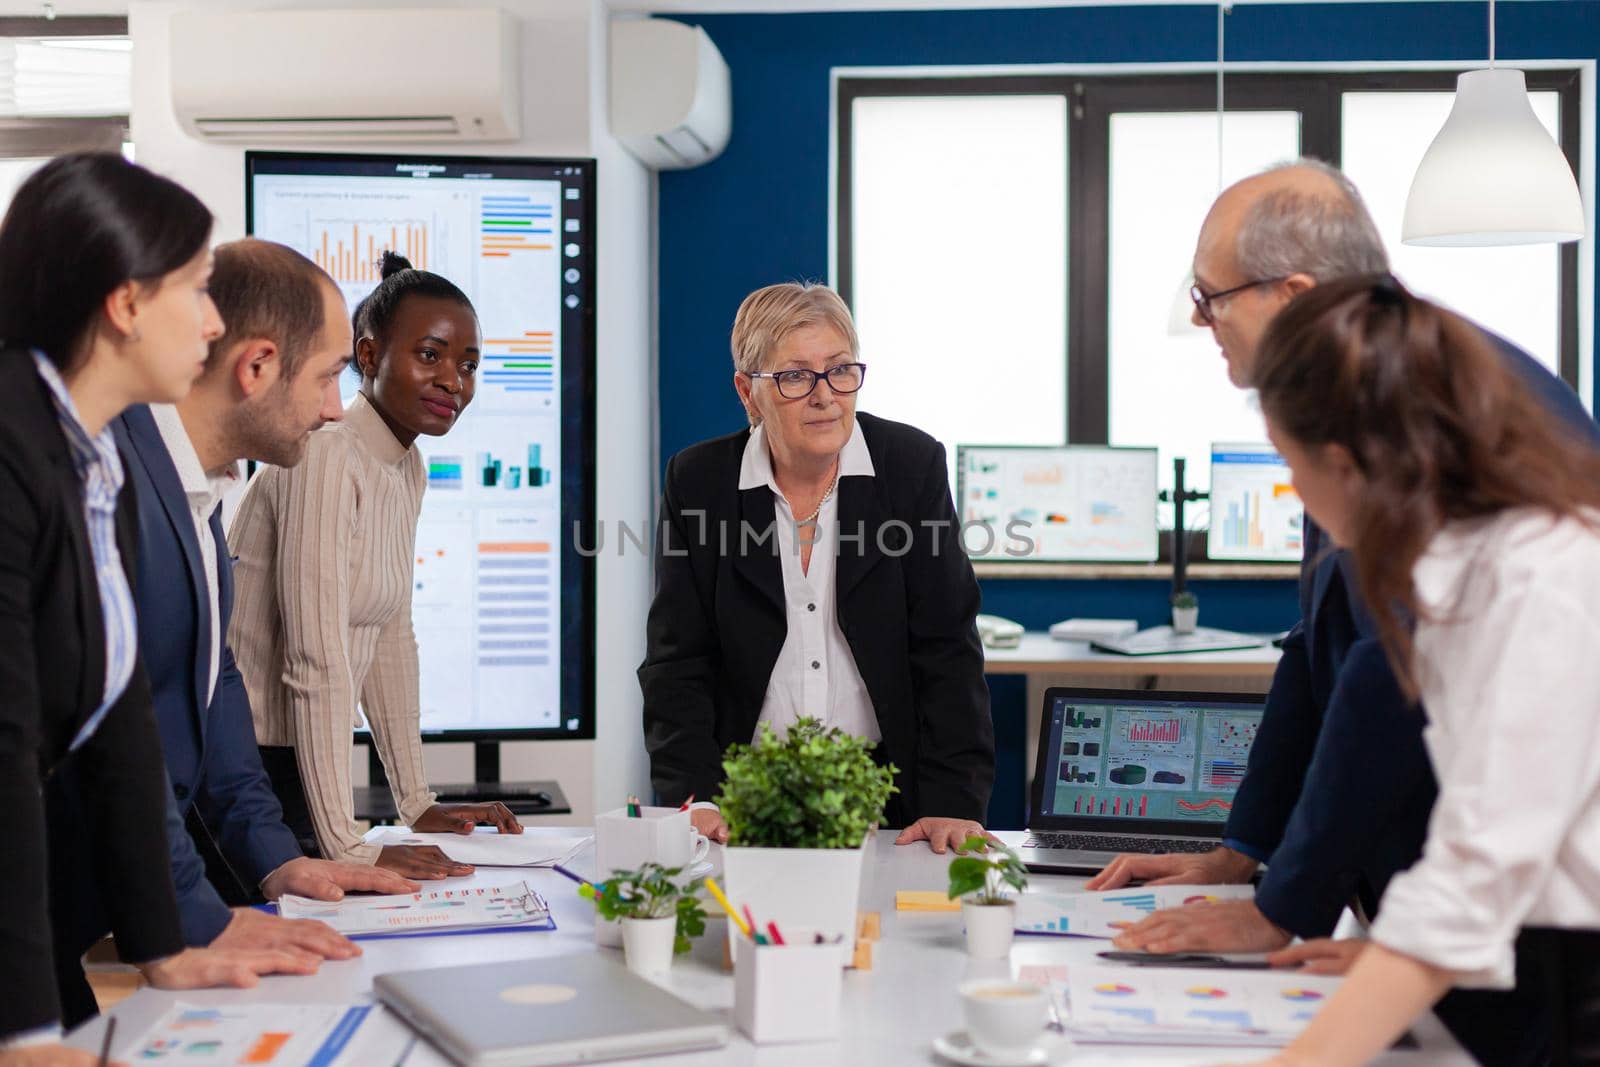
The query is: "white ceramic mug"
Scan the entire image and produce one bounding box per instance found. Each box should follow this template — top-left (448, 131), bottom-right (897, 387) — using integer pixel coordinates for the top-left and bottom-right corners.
top-left (958, 979), bottom-right (1048, 1059)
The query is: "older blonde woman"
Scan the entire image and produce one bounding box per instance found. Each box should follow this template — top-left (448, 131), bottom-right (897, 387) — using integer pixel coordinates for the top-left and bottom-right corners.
top-left (639, 282), bottom-right (995, 852)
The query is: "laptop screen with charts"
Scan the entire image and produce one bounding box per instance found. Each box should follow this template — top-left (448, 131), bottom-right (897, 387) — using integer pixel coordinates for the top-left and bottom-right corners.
top-left (1020, 687), bottom-right (1267, 874)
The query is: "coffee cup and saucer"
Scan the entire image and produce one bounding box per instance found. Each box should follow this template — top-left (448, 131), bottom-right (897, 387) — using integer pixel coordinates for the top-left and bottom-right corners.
top-left (932, 979), bottom-right (1076, 1066)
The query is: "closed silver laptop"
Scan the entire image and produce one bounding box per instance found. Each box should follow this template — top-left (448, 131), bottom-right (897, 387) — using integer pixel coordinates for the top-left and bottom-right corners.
top-left (375, 954), bottom-right (729, 1066)
top-left (1019, 687), bottom-right (1267, 874)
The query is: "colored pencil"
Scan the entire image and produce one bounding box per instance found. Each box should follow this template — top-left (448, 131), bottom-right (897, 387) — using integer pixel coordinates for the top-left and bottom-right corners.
top-left (703, 877), bottom-right (753, 938)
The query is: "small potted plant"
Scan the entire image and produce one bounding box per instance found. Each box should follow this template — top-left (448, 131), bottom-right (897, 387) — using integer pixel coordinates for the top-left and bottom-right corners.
top-left (717, 718), bottom-right (897, 961)
top-left (1171, 589), bottom-right (1200, 634)
top-left (579, 862), bottom-right (706, 977)
top-left (947, 835), bottom-right (1029, 959)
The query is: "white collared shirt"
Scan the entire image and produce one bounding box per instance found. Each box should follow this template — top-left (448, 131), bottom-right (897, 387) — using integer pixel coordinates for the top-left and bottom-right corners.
top-left (151, 404), bottom-right (241, 706)
top-left (739, 419), bottom-right (881, 744)
top-left (1369, 508), bottom-right (1600, 989)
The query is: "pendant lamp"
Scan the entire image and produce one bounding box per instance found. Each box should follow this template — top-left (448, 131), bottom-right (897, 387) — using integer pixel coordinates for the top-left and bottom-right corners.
top-left (1401, 0), bottom-right (1582, 246)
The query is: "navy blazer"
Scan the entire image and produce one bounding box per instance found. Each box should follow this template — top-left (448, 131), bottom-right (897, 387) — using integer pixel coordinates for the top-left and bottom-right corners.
top-left (1226, 332), bottom-right (1600, 937)
top-left (113, 405), bottom-right (302, 944)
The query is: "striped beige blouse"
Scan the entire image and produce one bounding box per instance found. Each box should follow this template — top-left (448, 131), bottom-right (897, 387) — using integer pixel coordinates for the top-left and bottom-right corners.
top-left (227, 392), bottom-right (436, 863)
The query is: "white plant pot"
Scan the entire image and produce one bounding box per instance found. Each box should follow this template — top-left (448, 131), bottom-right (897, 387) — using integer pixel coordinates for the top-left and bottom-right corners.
top-left (620, 915), bottom-right (677, 978)
top-left (962, 900), bottom-right (1016, 959)
top-left (721, 838), bottom-right (868, 966)
top-left (1171, 605), bottom-right (1199, 634)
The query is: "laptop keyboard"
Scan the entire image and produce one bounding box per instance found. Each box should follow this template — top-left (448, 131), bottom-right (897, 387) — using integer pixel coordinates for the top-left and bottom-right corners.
top-left (1024, 832), bottom-right (1217, 855)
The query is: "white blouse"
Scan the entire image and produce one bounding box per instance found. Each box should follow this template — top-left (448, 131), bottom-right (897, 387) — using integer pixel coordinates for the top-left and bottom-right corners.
top-left (1371, 508), bottom-right (1600, 988)
top-left (739, 420), bottom-right (880, 745)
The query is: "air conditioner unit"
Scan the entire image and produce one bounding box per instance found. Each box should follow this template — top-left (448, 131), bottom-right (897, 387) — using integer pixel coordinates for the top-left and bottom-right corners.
top-left (170, 8), bottom-right (520, 144)
top-left (609, 19), bottom-right (730, 170)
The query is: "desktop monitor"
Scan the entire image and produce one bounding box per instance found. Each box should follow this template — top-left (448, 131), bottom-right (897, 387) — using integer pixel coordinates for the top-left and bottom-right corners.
top-left (955, 445), bottom-right (1159, 562)
top-left (1207, 442), bottom-right (1304, 563)
top-left (245, 151), bottom-right (596, 740)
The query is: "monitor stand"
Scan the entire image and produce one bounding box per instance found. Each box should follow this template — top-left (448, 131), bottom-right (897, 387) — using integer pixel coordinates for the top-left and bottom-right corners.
top-left (359, 741), bottom-right (570, 822)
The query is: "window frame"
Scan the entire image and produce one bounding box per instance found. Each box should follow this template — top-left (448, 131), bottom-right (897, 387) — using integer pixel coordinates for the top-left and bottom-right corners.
top-left (0, 16), bottom-right (130, 158)
top-left (836, 66), bottom-right (1585, 443)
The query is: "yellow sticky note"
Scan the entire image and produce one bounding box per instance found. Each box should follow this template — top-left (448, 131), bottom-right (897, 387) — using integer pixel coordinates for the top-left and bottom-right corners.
top-left (895, 890), bottom-right (961, 912)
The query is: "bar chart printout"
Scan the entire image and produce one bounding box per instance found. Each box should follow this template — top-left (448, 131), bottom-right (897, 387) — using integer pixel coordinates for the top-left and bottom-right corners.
top-left (1208, 443), bottom-right (1304, 562)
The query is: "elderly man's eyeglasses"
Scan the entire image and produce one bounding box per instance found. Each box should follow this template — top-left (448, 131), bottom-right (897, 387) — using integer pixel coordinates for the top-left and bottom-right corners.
top-left (1189, 277), bottom-right (1289, 325)
top-left (748, 362), bottom-right (868, 400)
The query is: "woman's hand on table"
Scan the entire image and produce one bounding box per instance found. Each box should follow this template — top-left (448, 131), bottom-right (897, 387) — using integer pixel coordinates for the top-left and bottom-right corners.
top-left (894, 817), bottom-right (998, 854)
top-left (376, 844), bottom-right (473, 879)
top-left (1266, 938), bottom-right (1369, 976)
top-left (412, 802), bottom-right (522, 835)
top-left (689, 807), bottom-right (729, 844)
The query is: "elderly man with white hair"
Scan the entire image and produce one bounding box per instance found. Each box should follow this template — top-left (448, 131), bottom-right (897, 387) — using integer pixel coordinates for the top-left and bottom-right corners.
top-left (639, 281), bottom-right (995, 854)
top-left (1091, 159), bottom-right (1599, 1067)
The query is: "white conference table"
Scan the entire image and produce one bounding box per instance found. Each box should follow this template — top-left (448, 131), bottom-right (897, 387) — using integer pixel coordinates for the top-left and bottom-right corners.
top-left (70, 829), bottom-right (1470, 1066)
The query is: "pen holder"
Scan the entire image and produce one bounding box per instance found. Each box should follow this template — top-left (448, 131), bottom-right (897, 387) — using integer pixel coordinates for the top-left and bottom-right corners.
top-left (593, 806), bottom-right (706, 947)
top-left (733, 936), bottom-right (844, 1043)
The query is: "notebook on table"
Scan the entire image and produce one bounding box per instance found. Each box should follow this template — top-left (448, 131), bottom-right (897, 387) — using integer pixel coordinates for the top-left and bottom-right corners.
top-left (1019, 686), bottom-right (1267, 875)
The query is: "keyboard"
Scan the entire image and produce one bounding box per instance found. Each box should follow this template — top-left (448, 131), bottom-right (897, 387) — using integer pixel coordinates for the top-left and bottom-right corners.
top-left (1023, 832), bottom-right (1217, 855)
top-left (435, 783), bottom-right (553, 807)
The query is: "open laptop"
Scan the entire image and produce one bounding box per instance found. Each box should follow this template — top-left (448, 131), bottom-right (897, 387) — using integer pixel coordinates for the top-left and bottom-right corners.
top-left (1019, 686), bottom-right (1267, 874)
top-left (375, 954), bottom-right (728, 1066)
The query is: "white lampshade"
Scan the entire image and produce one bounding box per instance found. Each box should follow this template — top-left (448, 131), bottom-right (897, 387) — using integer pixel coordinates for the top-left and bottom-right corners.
top-left (1402, 68), bottom-right (1583, 247)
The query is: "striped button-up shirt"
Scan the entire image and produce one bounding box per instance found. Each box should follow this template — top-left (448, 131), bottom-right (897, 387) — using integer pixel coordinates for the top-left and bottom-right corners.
top-left (30, 350), bottom-right (138, 750)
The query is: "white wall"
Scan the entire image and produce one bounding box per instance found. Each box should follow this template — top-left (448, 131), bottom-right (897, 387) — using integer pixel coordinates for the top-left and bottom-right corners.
top-left (128, 0), bottom-right (656, 823)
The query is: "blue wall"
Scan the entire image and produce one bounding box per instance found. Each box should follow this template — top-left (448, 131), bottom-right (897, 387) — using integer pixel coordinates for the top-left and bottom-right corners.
top-left (653, 0), bottom-right (1600, 826)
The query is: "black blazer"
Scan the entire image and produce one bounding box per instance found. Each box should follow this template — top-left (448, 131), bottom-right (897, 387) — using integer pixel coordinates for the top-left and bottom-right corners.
top-left (639, 412), bottom-right (994, 826)
top-left (0, 348), bottom-right (184, 1036)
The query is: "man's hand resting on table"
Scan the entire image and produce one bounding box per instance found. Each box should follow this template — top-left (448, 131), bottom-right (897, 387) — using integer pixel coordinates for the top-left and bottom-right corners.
top-left (138, 945), bottom-right (322, 989)
top-left (1111, 898), bottom-right (1291, 954)
top-left (1086, 845), bottom-right (1258, 891)
top-left (259, 857), bottom-right (418, 901)
top-left (0, 1046), bottom-right (128, 1067)
top-left (1267, 938), bottom-right (1369, 976)
top-left (894, 818), bottom-right (999, 854)
top-left (210, 907), bottom-right (359, 961)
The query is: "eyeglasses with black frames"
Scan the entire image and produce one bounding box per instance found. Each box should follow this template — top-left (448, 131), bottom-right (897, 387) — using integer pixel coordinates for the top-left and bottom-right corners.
top-left (747, 362), bottom-right (868, 400)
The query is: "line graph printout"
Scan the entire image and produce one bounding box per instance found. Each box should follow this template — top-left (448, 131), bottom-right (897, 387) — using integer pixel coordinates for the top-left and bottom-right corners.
top-left (957, 445), bottom-right (1159, 562)
top-left (249, 154), bottom-right (591, 737)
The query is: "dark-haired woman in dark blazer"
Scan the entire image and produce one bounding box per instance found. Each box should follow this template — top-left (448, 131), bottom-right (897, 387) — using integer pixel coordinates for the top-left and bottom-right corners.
top-left (0, 154), bottom-right (314, 1062)
top-left (640, 283), bottom-right (995, 852)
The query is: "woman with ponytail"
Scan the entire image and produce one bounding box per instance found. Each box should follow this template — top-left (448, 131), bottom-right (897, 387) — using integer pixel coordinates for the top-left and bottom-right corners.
top-left (1229, 274), bottom-right (1600, 1067)
top-left (229, 252), bottom-right (521, 881)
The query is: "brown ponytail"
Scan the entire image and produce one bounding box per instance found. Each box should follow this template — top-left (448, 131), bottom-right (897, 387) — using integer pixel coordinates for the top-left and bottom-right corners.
top-left (1251, 273), bottom-right (1600, 699)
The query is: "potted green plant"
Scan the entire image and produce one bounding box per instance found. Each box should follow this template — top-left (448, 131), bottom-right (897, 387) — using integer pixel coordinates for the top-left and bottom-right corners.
top-left (716, 718), bottom-right (896, 962)
top-left (947, 836), bottom-right (1029, 958)
top-left (1171, 589), bottom-right (1200, 634)
top-left (579, 862), bottom-right (707, 977)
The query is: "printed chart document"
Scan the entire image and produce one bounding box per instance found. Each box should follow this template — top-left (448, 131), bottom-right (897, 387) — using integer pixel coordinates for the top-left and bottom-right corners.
top-left (1014, 884), bottom-right (1256, 938)
top-left (127, 1003), bottom-right (373, 1066)
top-left (278, 881), bottom-right (554, 939)
top-left (370, 827), bottom-right (590, 868)
top-left (1062, 963), bottom-right (1343, 1045)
